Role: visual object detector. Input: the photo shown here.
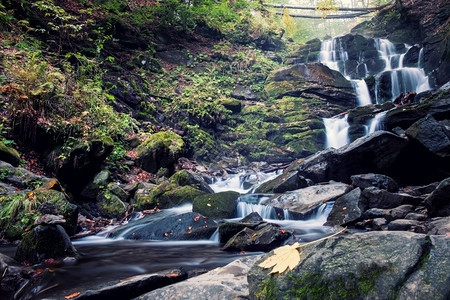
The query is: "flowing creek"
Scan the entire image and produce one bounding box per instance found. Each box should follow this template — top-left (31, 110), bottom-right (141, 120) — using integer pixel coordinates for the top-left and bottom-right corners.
top-left (320, 37), bottom-right (431, 149)
top-left (1, 172), bottom-right (334, 299)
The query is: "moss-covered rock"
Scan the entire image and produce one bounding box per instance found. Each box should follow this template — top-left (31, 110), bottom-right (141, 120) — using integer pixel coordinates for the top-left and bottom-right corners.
top-left (136, 131), bottom-right (185, 174)
top-left (0, 189), bottom-right (78, 240)
top-left (169, 170), bottom-right (213, 193)
top-left (80, 169), bottom-right (111, 199)
top-left (14, 224), bottom-right (78, 264)
top-left (193, 191), bottom-right (240, 219)
top-left (0, 142), bottom-right (21, 167)
top-left (217, 98), bottom-right (242, 113)
top-left (248, 232), bottom-right (433, 300)
top-left (96, 191), bottom-right (128, 219)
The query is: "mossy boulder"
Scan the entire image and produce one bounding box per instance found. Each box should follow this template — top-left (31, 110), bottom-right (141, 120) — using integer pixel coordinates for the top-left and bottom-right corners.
top-left (14, 224), bottom-right (78, 264)
top-left (96, 192), bottom-right (128, 219)
top-left (248, 232), bottom-right (440, 300)
top-left (169, 170), bottom-right (213, 193)
top-left (264, 63), bottom-right (356, 107)
top-left (136, 131), bottom-right (185, 174)
top-left (0, 142), bottom-right (21, 167)
top-left (80, 169), bottom-right (111, 199)
top-left (133, 181), bottom-right (205, 210)
top-left (216, 98), bottom-right (242, 113)
top-left (0, 189), bottom-right (78, 240)
top-left (193, 191), bottom-right (240, 219)
top-left (0, 161), bottom-right (46, 189)
top-left (51, 137), bottom-right (114, 195)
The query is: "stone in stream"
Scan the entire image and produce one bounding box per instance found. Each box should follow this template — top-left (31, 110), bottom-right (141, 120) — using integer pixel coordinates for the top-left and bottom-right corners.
top-left (218, 212), bottom-right (264, 244)
top-left (262, 182), bottom-right (351, 216)
top-left (254, 170), bottom-right (310, 194)
top-left (222, 223), bottom-right (291, 252)
top-left (169, 169), bottom-right (214, 194)
top-left (122, 212), bottom-right (217, 241)
top-left (15, 224), bottom-right (78, 265)
top-left (75, 268), bottom-right (187, 300)
top-left (325, 188), bottom-right (362, 226)
top-left (193, 191), bottom-right (240, 219)
top-left (248, 232), bottom-right (450, 300)
top-left (136, 255), bottom-right (262, 300)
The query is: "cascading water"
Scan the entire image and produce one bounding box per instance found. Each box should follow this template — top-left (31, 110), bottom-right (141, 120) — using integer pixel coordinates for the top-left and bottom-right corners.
top-left (366, 111), bottom-right (388, 134)
top-left (323, 115), bottom-right (350, 149)
top-left (374, 39), bottom-right (430, 103)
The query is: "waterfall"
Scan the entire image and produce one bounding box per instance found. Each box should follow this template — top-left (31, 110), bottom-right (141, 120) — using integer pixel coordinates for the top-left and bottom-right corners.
top-left (418, 47), bottom-right (424, 68)
top-left (366, 111), bottom-right (387, 134)
top-left (374, 39), bottom-right (430, 102)
top-left (210, 171), bottom-right (280, 194)
top-left (352, 79), bottom-right (372, 106)
top-left (323, 115), bottom-right (350, 149)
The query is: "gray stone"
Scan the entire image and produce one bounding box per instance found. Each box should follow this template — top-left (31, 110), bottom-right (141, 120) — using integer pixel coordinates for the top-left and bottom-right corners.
top-left (76, 269), bottom-right (187, 300)
top-left (81, 170), bottom-right (111, 199)
top-left (372, 218), bottom-right (388, 230)
top-left (263, 182), bottom-right (351, 215)
top-left (426, 217), bottom-right (450, 235)
top-left (388, 219), bottom-right (420, 231)
top-left (137, 255), bottom-right (262, 300)
top-left (405, 212), bottom-right (427, 221)
top-left (398, 235), bottom-right (450, 299)
top-left (222, 223), bottom-right (291, 252)
top-left (248, 232), bottom-right (429, 300)
top-left (425, 177), bottom-right (450, 217)
top-left (360, 187), bottom-right (423, 211)
top-left (351, 173), bottom-right (399, 192)
top-left (406, 114), bottom-right (450, 157)
top-left (389, 205), bottom-right (415, 221)
top-left (326, 188), bottom-right (362, 226)
top-left (364, 208), bottom-right (391, 219)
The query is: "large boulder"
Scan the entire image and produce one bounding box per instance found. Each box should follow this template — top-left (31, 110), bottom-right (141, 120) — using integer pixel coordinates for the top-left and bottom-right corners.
top-left (0, 142), bottom-right (20, 167)
top-left (121, 212), bottom-right (216, 241)
top-left (50, 137), bottom-right (114, 195)
top-left (425, 177), bottom-right (450, 217)
top-left (136, 131), bottom-right (184, 174)
top-left (169, 170), bottom-right (213, 194)
top-left (351, 173), bottom-right (399, 192)
top-left (222, 223), bottom-right (291, 252)
top-left (14, 224), bottom-right (78, 264)
top-left (405, 114), bottom-right (450, 158)
top-left (193, 191), bottom-right (240, 219)
top-left (264, 63), bottom-right (356, 107)
top-left (0, 189), bottom-right (78, 240)
top-left (136, 255), bottom-right (261, 300)
top-left (279, 131), bottom-right (408, 184)
top-left (80, 170), bottom-right (111, 199)
top-left (218, 212), bottom-right (264, 243)
top-left (262, 182), bottom-right (351, 216)
top-left (248, 232), bottom-right (449, 300)
top-left (359, 187), bottom-right (423, 211)
top-left (325, 188), bottom-right (362, 226)
top-left (254, 170), bottom-right (310, 194)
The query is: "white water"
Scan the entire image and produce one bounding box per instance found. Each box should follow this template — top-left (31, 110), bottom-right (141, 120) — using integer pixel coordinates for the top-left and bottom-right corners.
top-left (324, 115), bottom-right (350, 149)
top-left (209, 170), bottom-right (280, 194)
top-left (374, 39), bottom-right (430, 102)
top-left (366, 111), bottom-right (388, 134)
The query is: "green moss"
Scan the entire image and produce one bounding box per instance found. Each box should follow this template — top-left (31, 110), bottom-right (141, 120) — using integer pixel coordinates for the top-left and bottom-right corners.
top-left (193, 191), bottom-right (240, 219)
top-left (255, 278), bottom-right (279, 300)
top-left (137, 131), bottom-right (184, 156)
top-left (281, 266), bottom-right (386, 299)
top-left (97, 192), bottom-right (127, 219)
top-left (0, 142), bottom-right (21, 166)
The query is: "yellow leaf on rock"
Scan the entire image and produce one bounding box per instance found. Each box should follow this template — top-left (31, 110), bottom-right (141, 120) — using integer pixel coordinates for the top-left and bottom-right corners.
top-left (259, 242), bottom-right (301, 274)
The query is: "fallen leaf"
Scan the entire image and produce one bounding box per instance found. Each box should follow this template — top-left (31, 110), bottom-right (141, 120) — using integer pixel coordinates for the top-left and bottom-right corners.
top-left (194, 215), bottom-right (200, 221)
top-left (64, 292), bottom-right (80, 299)
top-left (166, 273), bottom-right (179, 277)
top-left (206, 203), bottom-right (211, 207)
top-left (259, 242), bottom-right (301, 274)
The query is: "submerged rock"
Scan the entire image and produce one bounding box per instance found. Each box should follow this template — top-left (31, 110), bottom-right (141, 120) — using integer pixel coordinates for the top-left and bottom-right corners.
top-left (121, 212), bottom-right (216, 241)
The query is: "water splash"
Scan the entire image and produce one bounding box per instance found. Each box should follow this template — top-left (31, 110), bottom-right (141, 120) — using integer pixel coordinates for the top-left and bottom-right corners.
top-left (323, 115), bottom-right (350, 149)
top-left (366, 111), bottom-right (388, 134)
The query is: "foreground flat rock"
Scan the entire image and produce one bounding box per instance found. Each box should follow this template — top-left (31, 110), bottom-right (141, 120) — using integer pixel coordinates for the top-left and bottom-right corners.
top-left (137, 255), bottom-right (262, 300)
top-left (248, 232), bottom-right (450, 299)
